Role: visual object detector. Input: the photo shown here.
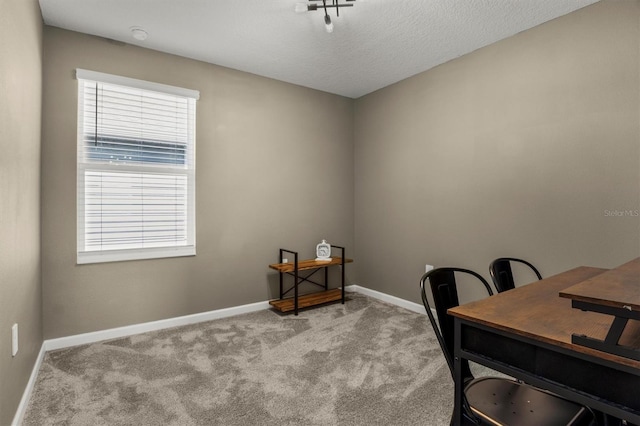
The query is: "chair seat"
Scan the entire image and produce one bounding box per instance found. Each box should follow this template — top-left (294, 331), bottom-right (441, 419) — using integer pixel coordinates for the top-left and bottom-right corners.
top-left (466, 377), bottom-right (591, 426)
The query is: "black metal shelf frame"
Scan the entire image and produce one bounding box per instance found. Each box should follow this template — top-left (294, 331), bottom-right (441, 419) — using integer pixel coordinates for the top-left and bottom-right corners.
top-left (278, 245), bottom-right (346, 315)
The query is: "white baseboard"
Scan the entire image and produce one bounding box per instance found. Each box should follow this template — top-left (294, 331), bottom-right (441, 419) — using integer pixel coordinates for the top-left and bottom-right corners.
top-left (44, 287), bottom-right (423, 352)
top-left (348, 284), bottom-right (427, 315)
top-left (12, 342), bottom-right (46, 426)
top-left (45, 300), bottom-right (271, 352)
top-left (14, 285), bottom-right (428, 424)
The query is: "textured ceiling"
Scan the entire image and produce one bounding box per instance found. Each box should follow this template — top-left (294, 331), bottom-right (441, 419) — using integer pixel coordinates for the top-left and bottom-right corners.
top-left (38, 0), bottom-right (600, 99)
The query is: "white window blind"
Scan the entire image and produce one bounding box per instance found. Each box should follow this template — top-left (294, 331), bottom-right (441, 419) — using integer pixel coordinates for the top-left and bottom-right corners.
top-left (76, 69), bottom-right (199, 264)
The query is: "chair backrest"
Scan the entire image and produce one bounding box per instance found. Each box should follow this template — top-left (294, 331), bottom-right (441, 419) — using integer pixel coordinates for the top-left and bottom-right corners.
top-left (420, 267), bottom-right (493, 384)
top-left (489, 257), bottom-right (542, 293)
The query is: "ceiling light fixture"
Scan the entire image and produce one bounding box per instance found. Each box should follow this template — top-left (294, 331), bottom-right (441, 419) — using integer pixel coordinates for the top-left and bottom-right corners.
top-left (295, 0), bottom-right (355, 33)
top-left (130, 26), bottom-right (148, 41)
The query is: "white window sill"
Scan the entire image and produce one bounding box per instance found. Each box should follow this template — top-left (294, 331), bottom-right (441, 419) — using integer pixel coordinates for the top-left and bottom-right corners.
top-left (77, 246), bottom-right (196, 265)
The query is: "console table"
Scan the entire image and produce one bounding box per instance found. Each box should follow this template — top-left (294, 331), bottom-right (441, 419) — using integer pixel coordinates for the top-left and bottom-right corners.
top-left (268, 246), bottom-right (353, 315)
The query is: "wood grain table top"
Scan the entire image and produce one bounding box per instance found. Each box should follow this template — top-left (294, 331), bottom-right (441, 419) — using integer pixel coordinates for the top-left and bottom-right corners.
top-left (559, 257), bottom-right (639, 311)
top-left (448, 265), bottom-right (640, 369)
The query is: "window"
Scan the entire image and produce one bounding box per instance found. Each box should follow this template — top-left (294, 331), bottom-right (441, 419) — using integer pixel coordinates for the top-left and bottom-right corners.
top-left (76, 69), bottom-right (199, 264)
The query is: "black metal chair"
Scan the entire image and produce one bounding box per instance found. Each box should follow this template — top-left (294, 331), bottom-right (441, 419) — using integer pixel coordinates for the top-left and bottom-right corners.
top-left (489, 257), bottom-right (542, 293)
top-left (420, 267), bottom-right (593, 426)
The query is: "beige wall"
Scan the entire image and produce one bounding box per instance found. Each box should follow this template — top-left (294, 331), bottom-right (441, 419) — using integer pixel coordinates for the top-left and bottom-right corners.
top-left (10, 4), bottom-right (640, 420)
top-left (354, 0), bottom-right (640, 304)
top-left (0, 0), bottom-right (43, 423)
top-left (41, 27), bottom-right (355, 339)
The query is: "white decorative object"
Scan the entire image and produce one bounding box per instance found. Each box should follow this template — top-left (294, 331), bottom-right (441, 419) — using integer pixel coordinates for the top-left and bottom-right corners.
top-left (315, 239), bottom-right (331, 261)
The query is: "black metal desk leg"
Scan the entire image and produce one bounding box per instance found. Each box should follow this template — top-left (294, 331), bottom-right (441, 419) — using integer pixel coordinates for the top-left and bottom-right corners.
top-left (453, 319), bottom-right (463, 426)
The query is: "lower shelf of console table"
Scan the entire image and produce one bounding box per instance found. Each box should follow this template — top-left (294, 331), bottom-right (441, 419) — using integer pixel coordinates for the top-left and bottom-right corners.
top-left (269, 288), bottom-right (344, 313)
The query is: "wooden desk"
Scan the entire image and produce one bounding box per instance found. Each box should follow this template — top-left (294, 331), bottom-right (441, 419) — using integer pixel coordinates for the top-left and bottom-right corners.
top-left (560, 258), bottom-right (640, 361)
top-left (448, 266), bottom-right (640, 425)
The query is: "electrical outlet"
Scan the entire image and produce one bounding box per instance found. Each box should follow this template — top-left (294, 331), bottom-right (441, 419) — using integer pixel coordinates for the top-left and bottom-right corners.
top-left (11, 323), bottom-right (18, 357)
top-left (425, 264), bottom-right (434, 273)
top-left (282, 258), bottom-right (288, 263)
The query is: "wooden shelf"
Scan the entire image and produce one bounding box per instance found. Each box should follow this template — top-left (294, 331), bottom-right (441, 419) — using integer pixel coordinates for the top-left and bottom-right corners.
top-left (269, 247), bottom-right (352, 315)
top-left (269, 257), bottom-right (353, 273)
top-left (269, 288), bottom-right (344, 313)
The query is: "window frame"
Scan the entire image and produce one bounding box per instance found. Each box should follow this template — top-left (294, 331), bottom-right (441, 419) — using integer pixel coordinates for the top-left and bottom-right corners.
top-left (75, 69), bottom-right (199, 265)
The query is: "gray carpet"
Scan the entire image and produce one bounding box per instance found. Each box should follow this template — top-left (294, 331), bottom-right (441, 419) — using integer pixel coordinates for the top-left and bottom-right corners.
top-left (23, 293), bottom-right (457, 425)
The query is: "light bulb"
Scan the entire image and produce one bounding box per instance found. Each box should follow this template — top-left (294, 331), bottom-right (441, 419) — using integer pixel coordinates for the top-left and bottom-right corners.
top-left (324, 15), bottom-right (334, 33)
top-left (295, 3), bottom-right (308, 13)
